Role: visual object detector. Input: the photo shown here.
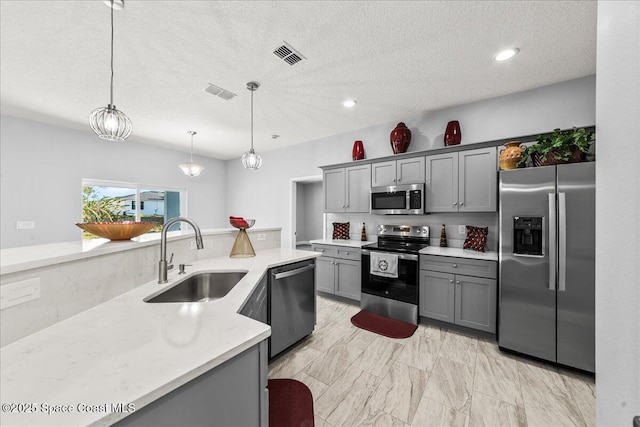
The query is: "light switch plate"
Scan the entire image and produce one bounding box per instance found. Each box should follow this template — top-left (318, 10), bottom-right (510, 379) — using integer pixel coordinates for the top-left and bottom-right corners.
top-left (257, 233), bottom-right (267, 241)
top-left (16, 221), bottom-right (35, 230)
top-left (459, 225), bottom-right (466, 234)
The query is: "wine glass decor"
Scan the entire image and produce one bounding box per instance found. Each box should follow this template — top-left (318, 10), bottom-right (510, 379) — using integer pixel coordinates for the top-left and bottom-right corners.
top-left (229, 216), bottom-right (256, 258)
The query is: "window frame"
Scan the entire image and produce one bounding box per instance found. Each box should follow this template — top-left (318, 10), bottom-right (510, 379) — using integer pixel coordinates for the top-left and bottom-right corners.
top-left (81, 178), bottom-right (187, 226)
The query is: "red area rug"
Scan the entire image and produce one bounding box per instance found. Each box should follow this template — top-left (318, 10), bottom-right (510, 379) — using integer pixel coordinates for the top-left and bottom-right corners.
top-left (268, 378), bottom-right (314, 427)
top-left (351, 310), bottom-right (418, 339)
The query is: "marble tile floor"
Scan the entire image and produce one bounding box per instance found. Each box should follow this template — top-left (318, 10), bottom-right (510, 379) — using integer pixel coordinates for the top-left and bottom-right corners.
top-left (268, 295), bottom-right (595, 427)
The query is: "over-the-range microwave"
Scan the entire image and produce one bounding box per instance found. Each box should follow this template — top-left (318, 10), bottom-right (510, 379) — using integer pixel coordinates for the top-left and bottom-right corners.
top-left (370, 183), bottom-right (425, 215)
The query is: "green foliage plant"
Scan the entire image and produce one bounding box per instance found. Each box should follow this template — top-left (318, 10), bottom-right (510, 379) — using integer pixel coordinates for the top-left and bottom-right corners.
top-left (517, 127), bottom-right (594, 167)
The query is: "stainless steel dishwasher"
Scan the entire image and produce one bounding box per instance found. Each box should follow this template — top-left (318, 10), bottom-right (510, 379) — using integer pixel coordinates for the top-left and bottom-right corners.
top-left (269, 259), bottom-right (316, 358)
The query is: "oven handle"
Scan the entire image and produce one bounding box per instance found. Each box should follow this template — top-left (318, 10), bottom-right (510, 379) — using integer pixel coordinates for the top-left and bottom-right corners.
top-left (362, 249), bottom-right (418, 261)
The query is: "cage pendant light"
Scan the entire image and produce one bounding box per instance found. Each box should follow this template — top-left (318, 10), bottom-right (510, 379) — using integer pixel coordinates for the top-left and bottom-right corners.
top-left (242, 81), bottom-right (263, 170)
top-left (179, 131), bottom-right (205, 177)
top-left (89, 0), bottom-right (132, 141)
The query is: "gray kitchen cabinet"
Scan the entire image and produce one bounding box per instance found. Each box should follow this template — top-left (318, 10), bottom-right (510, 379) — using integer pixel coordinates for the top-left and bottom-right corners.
top-left (371, 157), bottom-right (425, 187)
top-left (419, 255), bottom-right (497, 333)
top-left (114, 340), bottom-right (269, 427)
top-left (323, 164), bottom-right (371, 213)
top-left (425, 147), bottom-right (497, 212)
top-left (312, 244), bottom-right (361, 301)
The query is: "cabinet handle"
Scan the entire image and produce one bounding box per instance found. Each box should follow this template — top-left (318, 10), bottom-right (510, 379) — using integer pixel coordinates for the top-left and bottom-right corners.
top-left (345, 252), bottom-right (350, 255)
top-left (459, 201), bottom-right (464, 206)
top-left (397, 178), bottom-right (402, 183)
top-left (456, 280), bottom-right (460, 284)
top-left (453, 202), bottom-right (457, 206)
top-left (449, 280), bottom-right (454, 283)
top-left (452, 264), bottom-right (457, 268)
top-left (393, 178), bottom-right (397, 183)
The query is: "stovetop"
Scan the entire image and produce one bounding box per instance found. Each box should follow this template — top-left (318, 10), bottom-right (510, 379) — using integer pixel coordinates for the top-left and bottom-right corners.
top-left (365, 225), bottom-right (430, 254)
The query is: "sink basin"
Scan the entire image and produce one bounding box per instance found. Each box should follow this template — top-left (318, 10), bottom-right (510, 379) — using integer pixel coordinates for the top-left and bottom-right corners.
top-left (144, 271), bottom-right (247, 303)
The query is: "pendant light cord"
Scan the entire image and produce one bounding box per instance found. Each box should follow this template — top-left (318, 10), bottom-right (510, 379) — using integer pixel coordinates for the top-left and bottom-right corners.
top-left (190, 133), bottom-right (194, 162)
top-left (109, 0), bottom-right (115, 106)
top-left (250, 88), bottom-right (254, 151)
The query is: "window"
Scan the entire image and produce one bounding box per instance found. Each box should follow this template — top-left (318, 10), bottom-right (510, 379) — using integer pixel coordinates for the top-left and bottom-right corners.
top-left (81, 179), bottom-right (186, 239)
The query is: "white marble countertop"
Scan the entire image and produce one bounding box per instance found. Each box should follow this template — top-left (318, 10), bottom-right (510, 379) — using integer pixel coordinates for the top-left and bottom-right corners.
top-left (419, 246), bottom-right (499, 261)
top-left (0, 227), bottom-right (280, 275)
top-left (309, 238), bottom-right (376, 248)
top-left (0, 248), bottom-right (320, 427)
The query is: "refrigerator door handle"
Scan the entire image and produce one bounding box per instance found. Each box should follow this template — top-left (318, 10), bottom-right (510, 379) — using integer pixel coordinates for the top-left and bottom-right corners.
top-left (558, 192), bottom-right (567, 292)
top-left (548, 193), bottom-right (556, 291)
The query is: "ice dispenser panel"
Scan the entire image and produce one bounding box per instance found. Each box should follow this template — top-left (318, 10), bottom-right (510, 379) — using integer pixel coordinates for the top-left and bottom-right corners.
top-left (513, 216), bottom-right (543, 256)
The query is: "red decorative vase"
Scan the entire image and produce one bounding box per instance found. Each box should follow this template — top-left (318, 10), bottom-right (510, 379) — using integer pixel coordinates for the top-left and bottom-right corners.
top-left (352, 140), bottom-right (365, 161)
top-left (444, 121), bottom-right (462, 146)
top-left (390, 122), bottom-right (411, 154)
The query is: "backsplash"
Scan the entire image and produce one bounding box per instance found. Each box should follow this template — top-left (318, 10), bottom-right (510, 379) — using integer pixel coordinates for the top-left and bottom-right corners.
top-left (326, 212), bottom-right (499, 251)
top-left (0, 228), bottom-right (281, 347)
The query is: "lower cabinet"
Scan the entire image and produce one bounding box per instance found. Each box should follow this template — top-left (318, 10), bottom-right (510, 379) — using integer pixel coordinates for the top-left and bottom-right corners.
top-left (114, 340), bottom-right (269, 427)
top-left (312, 244), bottom-right (361, 301)
top-left (419, 255), bottom-right (497, 333)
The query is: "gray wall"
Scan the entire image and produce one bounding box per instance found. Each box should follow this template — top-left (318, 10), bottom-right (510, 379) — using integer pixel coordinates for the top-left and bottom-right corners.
top-left (0, 115), bottom-right (228, 249)
top-left (595, 1), bottom-right (640, 424)
top-left (226, 75), bottom-right (596, 248)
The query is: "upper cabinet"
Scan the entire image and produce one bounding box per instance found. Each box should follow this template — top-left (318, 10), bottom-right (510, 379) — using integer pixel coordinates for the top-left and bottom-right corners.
top-left (425, 147), bottom-right (497, 213)
top-left (324, 164), bottom-right (371, 213)
top-left (371, 157), bottom-right (425, 187)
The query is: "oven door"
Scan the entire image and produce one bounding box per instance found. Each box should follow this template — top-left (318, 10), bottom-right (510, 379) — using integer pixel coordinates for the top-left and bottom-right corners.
top-left (361, 250), bottom-right (418, 304)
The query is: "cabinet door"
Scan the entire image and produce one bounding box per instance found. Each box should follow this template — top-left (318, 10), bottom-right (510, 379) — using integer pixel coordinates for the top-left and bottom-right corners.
top-left (315, 256), bottom-right (335, 294)
top-left (425, 153), bottom-right (459, 212)
top-left (397, 157), bottom-right (425, 184)
top-left (419, 270), bottom-right (455, 322)
top-left (323, 168), bottom-right (346, 212)
top-left (335, 259), bottom-right (361, 301)
top-left (458, 147), bottom-right (497, 212)
top-left (345, 164), bottom-right (371, 212)
top-left (454, 275), bottom-right (496, 333)
top-left (371, 161), bottom-right (397, 187)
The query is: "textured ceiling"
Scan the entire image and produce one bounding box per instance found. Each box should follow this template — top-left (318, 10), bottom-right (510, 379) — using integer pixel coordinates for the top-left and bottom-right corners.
top-left (0, 1), bottom-right (597, 160)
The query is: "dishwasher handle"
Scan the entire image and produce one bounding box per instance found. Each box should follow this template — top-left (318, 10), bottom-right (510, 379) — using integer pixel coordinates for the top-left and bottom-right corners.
top-left (273, 264), bottom-right (315, 280)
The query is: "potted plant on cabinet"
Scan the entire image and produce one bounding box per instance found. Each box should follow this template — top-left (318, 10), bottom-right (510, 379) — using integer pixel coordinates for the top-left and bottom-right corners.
top-left (517, 127), bottom-right (594, 167)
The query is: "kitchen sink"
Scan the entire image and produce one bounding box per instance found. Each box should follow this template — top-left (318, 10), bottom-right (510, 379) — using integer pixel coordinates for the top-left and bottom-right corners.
top-left (144, 271), bottom-right (247, 303)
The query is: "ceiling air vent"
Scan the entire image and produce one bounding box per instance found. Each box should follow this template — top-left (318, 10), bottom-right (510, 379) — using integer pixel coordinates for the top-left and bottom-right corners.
top-left (273, 42), bottom-right (305, 66)
top-left (204, 83), bottom-right (237, 100)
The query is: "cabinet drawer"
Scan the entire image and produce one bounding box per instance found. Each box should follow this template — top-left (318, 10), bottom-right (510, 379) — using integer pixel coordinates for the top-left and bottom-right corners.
top-left (335, 248), bottom-right (361, 261)
top-left (311, 244), bottom-right (337, 257)
top-left (420, 255), bottom-right (497, 279)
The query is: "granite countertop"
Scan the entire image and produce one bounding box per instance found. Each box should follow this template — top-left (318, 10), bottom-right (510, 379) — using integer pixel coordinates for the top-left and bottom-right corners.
top-left (0, 248), bottom-right (320, 427)
top-left (419, 246), bottom-right (499, 261)
top-left (0, 227), bottom-right (281, 275)
top-left (309, 239), bottom-right (376, 248)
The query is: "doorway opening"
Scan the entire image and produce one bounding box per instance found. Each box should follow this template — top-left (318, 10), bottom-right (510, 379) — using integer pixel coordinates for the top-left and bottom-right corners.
top-left (289, 176), bottom-right (323, 250)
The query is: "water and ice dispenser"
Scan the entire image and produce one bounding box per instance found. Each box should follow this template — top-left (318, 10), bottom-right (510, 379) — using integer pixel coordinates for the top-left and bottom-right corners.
top-left (513, 216), bottom-right (543, 256)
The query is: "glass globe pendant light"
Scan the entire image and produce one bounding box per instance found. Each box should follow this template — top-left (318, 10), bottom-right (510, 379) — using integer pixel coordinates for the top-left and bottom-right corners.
top-left (179, 131), bottom-right (205, 177)
top-left (89, 0), bottom-right (132, 141)
top-left (242, 81), bottom-right (263, 170)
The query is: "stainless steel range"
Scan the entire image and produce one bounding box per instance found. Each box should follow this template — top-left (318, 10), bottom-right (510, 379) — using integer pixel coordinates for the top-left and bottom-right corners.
top-left (361, 225), bottom-right (429, 325)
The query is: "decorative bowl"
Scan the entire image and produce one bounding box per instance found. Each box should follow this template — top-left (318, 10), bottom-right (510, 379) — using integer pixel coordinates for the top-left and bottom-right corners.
top-left (229, 217), bottom-right (255, 229)
top-left (76, 221), bottom-right (156, 240)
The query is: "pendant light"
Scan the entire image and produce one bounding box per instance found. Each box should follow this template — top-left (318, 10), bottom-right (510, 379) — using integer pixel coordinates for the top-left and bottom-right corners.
top-left (242, 81), bottom-right (263, 170)
top-left (89, 0), bottom-right (132, 141)
top-left (179, 131), bottom-right (205, 177)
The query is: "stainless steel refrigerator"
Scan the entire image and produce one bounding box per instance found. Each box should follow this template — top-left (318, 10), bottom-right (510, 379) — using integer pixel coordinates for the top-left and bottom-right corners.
top-left (499, 162), bottom-right (595, 373)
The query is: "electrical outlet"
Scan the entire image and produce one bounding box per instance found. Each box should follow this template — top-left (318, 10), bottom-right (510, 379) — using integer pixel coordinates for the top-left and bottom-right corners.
top-left (459, 225), bottom-right (466, 234)
top-left (16, 221), bottom-right (35, 230)
top-left (257, 233), bottom-right (267, 241)
top-left (190, 241), bottom-right (197, 250)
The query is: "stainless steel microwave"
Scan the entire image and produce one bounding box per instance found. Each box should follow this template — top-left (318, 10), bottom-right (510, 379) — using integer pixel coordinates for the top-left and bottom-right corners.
top-left (370, 183), bottom-right (425, 215)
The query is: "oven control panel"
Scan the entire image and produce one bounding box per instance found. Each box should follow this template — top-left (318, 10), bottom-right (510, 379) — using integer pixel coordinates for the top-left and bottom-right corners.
top-left (377, 224), bottom-right (429, 237)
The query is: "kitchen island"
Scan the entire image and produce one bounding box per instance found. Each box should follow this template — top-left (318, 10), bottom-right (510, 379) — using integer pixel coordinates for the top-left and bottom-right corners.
top-left (0, 248), bottom-right (320, 426)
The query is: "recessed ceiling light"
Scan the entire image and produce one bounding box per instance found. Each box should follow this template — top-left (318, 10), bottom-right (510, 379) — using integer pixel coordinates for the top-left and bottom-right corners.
top-left (343, 100), bottom-right (357, 108)
top-left (495, 48), bottom-right (519, 62)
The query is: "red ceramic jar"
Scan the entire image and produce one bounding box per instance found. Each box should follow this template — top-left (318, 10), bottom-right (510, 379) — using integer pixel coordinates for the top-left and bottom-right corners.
top-left (390, 122), bottom-right (411, 154)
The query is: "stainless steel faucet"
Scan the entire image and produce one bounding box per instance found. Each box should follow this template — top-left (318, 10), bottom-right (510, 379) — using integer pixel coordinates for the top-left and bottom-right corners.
top-left (158, 217), bottom-right (204, 283)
